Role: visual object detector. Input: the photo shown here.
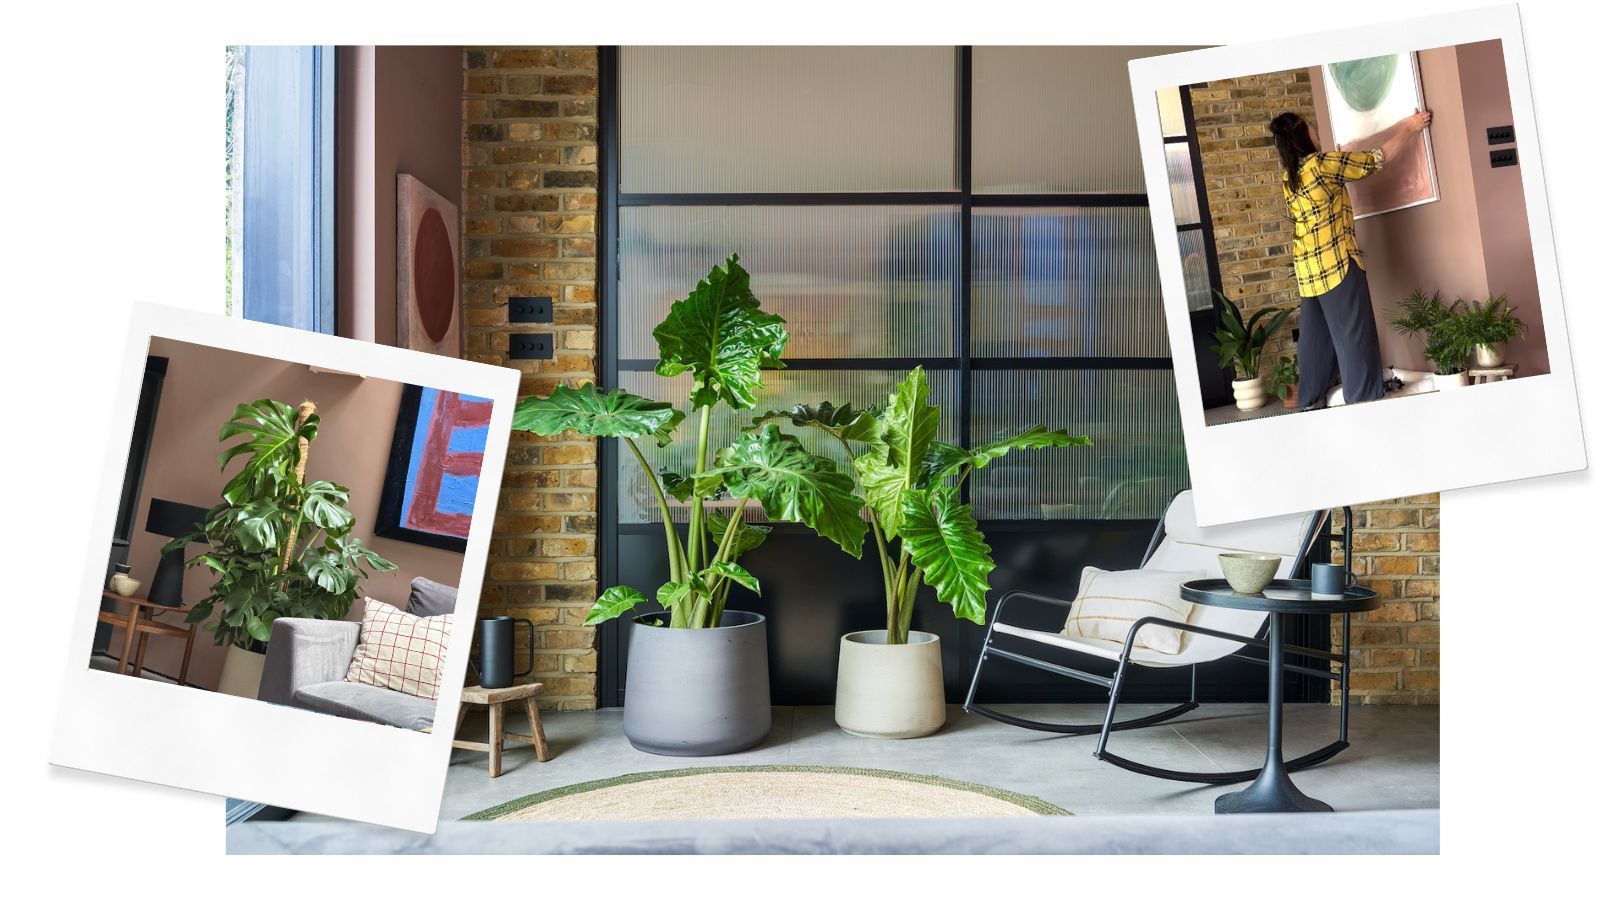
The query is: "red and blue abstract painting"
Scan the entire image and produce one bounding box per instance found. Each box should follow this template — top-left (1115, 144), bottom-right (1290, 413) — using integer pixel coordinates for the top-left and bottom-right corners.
top-left (376, 385), bottom-right (492, 552)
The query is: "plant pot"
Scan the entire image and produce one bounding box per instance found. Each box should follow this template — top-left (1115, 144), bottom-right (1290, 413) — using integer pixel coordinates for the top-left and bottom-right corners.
top-left (835, 630), bottom-right (946, 739)
top-left (217, 644), bottom-right (268, 699)
top-left (1232, 376), bottom-right (1269, 411)
top-left (1284, 384), bottom-right (1299, 408)
top-left (1433, 372), bottom-right (1469, 390)
top-left (622, 610), bottom-right (771, 756)
top-left (1472, 343), bottom-right (1507, 367)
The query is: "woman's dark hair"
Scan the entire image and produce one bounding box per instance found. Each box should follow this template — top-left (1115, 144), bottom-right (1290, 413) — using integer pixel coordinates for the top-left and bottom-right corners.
top-left (1270, 112), bottom-right (1318, 192)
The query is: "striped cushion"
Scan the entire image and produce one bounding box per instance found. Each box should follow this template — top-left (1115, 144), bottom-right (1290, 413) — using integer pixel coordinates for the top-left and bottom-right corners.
top-left (1062, 567), bottom-right (1208, 655)
top-left (344, 598), bottom-right (453, 701)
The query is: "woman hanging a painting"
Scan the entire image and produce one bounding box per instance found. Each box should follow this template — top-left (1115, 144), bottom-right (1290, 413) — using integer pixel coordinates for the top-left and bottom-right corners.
top-left (1269, 107), bottom-right (1431, 409)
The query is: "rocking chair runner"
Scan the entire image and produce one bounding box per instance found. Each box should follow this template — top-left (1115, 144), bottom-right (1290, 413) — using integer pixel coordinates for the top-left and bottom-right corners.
top-left (962, 491), bottom-right (1355, 784)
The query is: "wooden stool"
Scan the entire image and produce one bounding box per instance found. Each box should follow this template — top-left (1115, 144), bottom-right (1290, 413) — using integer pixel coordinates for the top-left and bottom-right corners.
top-left (1467, 363), bottom-right (1517, 385)
top-left (452, 682), bottom-right (551, 777)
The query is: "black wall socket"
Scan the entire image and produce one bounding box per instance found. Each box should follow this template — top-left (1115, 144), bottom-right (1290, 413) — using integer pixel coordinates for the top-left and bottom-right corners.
top-left (1489, 148), bottom-right (1519, 169)
top-left (1487, 125), bottom-right (1515, 145)
top-left (509, 333), bottom-right (554, 360)
top-left (509, 295), bottom-right (554, 323)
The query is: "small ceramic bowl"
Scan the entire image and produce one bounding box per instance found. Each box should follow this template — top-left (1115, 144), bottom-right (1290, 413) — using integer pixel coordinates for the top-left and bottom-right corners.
top-left (1219, 553), bottom-right (1280, 594)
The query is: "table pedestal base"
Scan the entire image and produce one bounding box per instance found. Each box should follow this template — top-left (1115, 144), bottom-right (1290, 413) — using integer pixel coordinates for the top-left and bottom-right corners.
top-left (1215, 761), bottom-right (1332, 814)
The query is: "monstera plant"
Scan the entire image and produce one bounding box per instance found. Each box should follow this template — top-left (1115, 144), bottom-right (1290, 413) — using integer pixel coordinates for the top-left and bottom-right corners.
top-left (759, 366), bottom-right (1088, 738)
top-left (512, 254), bottom-right (862, 755)
top-left (169, 398), bottom-right (394, 698)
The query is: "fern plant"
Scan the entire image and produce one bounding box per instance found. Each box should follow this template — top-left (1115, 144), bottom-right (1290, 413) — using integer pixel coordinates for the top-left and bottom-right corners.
top-left (1390, 291), bottom-right (1474, 376)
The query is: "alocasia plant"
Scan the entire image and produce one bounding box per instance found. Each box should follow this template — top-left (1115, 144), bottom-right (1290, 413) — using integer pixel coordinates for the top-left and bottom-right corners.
top-left (758, 367), bottom-right (1089, 643)
top-left (512, 254), bottom-right (864, 628)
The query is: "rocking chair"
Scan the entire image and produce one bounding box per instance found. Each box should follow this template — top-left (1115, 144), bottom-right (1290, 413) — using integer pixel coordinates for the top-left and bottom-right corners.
top-left (962, 490), bottom-right (1355, 784)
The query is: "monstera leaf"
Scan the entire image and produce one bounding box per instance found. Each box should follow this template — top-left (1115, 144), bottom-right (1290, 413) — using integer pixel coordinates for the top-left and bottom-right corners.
top-left (753, 401), bottom-right (884, 445)
top-left (218, 399), bottom-right (318, 505)
top-left (585, 585), bottom-right (650, 625)
top-left (899, 489), bottom-right (995, 626)
top-left (712, 424), bottom-right (868, 557)
top-left (513, 383), bottom-right (684, 447)
top-left (853, 367), bottom-right (939, 539)
top-left (652, 254), bottom-right (788, 410)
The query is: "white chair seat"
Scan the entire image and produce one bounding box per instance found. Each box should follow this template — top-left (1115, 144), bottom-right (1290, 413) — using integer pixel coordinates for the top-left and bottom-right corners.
top-left (992, 621), bottom-right (1246, 669)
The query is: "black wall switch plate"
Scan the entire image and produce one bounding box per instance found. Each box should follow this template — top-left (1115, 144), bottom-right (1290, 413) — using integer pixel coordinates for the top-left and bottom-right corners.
top-left (1487, 125), bottom-right (1515, 145)
top-left (509, 333), bottom-right (554, 360)
top-left (509, 295), bottom-right (553, 323)
top-left (1490, 148), bottom-right (1519, 168)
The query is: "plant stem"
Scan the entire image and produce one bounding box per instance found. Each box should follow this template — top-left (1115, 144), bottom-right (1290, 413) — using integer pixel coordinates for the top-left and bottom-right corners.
top-left (838, 436), bottom-right (899, 635)
top-left (624, 437), bottom-right (684, 584)
top-left (686, 405), bottom-right (713, 573)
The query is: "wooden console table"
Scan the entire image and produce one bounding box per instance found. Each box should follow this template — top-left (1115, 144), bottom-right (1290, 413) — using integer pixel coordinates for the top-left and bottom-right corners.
top-left (98, 592), bottom-right (198, 686)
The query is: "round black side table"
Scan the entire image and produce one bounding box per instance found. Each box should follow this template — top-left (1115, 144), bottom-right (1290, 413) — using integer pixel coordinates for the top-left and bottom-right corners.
top-left (1181, 578), bottom-right (1379, 814)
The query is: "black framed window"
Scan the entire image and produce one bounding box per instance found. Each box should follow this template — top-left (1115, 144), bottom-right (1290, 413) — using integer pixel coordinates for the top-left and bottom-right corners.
top-left (1158, 85), bottom-right (1225, 315)
top-left (603, 45), bottom-right (1192, 529)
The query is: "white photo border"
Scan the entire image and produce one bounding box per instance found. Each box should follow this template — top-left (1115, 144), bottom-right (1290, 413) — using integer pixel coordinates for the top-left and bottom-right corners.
top-left (49, 303), bottom-right (520, 833)
top-left (1129, 3), bottom-right (1585, 526)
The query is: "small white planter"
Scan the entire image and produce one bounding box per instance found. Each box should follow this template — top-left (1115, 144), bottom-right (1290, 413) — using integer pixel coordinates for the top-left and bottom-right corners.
top-left (835, 630), bottom-right (945, 739)
top-left (1433, 372), bottom-right (1469, 390)
top-left (1232, 375), bottom-right (1269, 411)
top-left (217, 645), bottom-right (267, 699)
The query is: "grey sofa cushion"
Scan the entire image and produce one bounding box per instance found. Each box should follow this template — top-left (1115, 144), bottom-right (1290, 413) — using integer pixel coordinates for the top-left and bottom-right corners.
top-left (293, 681), bottom-right (436, 731)
top-left (407, 577), bottom-right (458, 618)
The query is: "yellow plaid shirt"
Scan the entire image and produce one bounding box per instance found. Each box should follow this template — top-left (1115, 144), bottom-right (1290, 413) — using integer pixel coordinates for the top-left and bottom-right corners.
top-left (1284, 149), bottom-right (1385, 297)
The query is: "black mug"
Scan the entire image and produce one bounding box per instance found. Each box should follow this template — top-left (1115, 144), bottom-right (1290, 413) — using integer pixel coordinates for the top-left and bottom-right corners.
top-left (471, 616), bottom-right (534, 689)
top-left (1310, 562), bottom-right (1356, 599)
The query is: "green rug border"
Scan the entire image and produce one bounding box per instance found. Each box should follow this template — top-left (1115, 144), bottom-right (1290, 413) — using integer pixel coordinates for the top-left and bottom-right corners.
top-left (461, 764), bottom-right (1070, 820)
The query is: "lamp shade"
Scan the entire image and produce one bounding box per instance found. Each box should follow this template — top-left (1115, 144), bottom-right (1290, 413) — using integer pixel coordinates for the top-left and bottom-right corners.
top-left (145, 498), bottom-right (211, 541)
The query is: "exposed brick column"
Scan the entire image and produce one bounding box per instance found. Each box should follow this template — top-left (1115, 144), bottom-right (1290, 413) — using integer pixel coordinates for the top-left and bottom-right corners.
top-left (1190, 69), bottom-right (1318, 370)
top-left (461, 47), bottom-right (600, 709)
top-left (1331, 495), bottom-right (1441, 705)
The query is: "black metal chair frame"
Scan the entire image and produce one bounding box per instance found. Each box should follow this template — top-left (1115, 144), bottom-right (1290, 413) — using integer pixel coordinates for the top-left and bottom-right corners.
top-left (962, 499), bottom-right (1356, 784)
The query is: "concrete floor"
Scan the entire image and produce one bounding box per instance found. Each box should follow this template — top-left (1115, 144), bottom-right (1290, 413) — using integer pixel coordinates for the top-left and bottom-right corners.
top-left (299, 702), bottom-right (1438, 823)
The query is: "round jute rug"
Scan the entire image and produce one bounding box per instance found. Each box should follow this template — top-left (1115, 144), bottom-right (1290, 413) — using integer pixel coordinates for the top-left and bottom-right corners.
top-left (462, 765), bottom-right (1068, 821)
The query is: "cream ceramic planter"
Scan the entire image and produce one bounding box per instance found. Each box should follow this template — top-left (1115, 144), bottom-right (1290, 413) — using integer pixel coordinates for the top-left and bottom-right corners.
top-left (835, 630), bottom-right (945, 739)
top-left (1472, 342), bottom-right (1507, 367)
top-left (217, 645), bottom-right (268, 699)
top-left (1433, 372), bottom-right (1469, 390)
top-left (1232, 375), bottom-right (1268, 411)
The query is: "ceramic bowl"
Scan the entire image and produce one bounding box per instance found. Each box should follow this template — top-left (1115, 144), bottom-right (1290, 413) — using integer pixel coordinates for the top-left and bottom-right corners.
top-left (1218, 553), bottom-right (1280, 594)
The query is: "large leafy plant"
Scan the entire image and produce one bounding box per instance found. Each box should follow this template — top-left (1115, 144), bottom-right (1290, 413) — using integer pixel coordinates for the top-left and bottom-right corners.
top-left (169, 399), bottom-right (395, 651)
top-left (513, 254), bottom-right (864, 629)
top-left (1211, 290), bottom-right (1291, 380)
top-left (759, 367), bottom-right (1089, 644)
top-left (1390, 290), bottom-right (1474, 376)
top-left (1456, 295), bottom-right (1525, 347)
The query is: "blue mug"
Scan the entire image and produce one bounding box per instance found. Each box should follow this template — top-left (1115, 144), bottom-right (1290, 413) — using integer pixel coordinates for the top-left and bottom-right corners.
top-left (1310, 562), bottom-right (1355, 598)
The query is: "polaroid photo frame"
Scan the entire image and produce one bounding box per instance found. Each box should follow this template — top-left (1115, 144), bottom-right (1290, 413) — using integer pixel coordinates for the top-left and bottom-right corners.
top-left (49, 303), bottom-right (519, 833)
top-left (1130, 4), bottom-right (1585, 526)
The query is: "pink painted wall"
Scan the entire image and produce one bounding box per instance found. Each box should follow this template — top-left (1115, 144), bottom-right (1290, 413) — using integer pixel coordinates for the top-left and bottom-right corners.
top-left (337, 46), bottom-right (462, 348)
top-left (117, 337), bottom-right (466, 691)
top-left (1308, 41), bottom-right (1546, 375)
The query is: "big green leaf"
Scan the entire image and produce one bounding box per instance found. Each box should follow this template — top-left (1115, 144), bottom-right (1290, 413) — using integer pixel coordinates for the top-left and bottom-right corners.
top-left (753, 401), bottom-right (884, 446)
top-left (962, 427), bottom-right (1092, 472)
top-left (585, 585), bottom-right (649, 625)
top-left (707, 513), bottom-right (770, 560)
top-left (652, 254), bottom-right (788, 410)
top-left (854, 367), bottom-right (939, 539)
top-left (900, 489), bottom-right (995, 625)
top-left (706, 561), bottom-right (760, 595)
top-left (512, 383), bottom-right (684, 447)
top-left (712, 424), bottom-right (868, 557)
top-left (218, 399), bottom-right (318, 506)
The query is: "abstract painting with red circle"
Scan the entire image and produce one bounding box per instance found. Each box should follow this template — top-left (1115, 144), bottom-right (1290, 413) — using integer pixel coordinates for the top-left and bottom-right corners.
top-left (397, 174), bottom-right (461, 357)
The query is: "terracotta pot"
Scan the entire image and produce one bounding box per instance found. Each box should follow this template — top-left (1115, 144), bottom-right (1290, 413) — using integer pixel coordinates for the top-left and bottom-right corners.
top-left (218, 645), bottom-right (268, 699)
top-left (1232, 376), bottom-right (1268, 411)
top-left (835, 630), bottom-right (945, 739)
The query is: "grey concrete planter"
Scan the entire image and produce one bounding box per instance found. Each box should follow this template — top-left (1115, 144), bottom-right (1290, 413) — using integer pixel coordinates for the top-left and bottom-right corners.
top-left (622, 610), bottom-right (771, 756)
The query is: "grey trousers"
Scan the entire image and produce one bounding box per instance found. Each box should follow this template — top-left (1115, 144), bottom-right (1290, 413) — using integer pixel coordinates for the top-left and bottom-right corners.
top-left (1297, 264), bottom-right (1384, 408)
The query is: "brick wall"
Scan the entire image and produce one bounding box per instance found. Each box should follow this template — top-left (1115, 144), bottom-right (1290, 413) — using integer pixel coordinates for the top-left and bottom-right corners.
top-left (1330, 495), bottom-right (1440, 705)
top-left (1190, 68), bottom-right (1317, 370)
top-left (461, 47), bottom-right (601, 709)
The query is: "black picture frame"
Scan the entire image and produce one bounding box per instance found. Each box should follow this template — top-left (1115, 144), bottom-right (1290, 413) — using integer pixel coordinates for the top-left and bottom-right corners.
top-left (375, 383), bottom-right (469, 553)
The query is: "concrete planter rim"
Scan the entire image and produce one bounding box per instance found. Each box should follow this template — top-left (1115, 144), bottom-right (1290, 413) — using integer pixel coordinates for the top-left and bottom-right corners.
top-left (842, 629), bottom-right (939, 647)
top-left (631, 609), bottom-right (766, 630)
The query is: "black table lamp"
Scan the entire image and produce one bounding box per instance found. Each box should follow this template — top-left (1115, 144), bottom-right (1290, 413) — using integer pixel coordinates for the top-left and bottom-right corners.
top-left (146, 499), bottom-right (211, 607)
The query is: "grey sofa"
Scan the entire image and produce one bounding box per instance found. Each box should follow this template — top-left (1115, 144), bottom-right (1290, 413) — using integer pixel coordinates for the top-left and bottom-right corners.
top-left (257, 577), bottom-right (457, 731)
